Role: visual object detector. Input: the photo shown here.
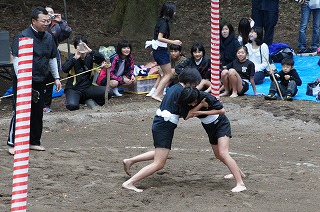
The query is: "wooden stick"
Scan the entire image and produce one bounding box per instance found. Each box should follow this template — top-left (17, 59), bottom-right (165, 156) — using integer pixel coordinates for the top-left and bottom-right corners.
top-left (262, 54), bottom-right (284, 100)
top-left (46, 64), bottom-right (107, 86)
top-left (104, 58), bottom-right (111, 105)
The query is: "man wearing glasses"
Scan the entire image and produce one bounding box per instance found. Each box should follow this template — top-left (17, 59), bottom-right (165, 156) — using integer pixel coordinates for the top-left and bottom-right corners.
top-left (7, 6), bottom-right (62, 155)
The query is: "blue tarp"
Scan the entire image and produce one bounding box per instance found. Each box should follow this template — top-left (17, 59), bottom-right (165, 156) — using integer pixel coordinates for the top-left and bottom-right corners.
top-left (4, 85), bottom-right (64, 98)
top-left (246, 56), bottom-right (320, 102)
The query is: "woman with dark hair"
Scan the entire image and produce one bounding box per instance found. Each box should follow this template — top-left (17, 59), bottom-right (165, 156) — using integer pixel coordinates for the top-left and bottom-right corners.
top-left (237, 17), bottom-right (254, 45)
top-left (98, 39), bottom-right (135, 96)
top-left (220, 21), bottom-right (240, 68)
top-left (145, 2), bottom-right (182, 102)
top-left (245, 26), bottom-right (269, 85)
top-left (175, 43), bottom-right (211, 92)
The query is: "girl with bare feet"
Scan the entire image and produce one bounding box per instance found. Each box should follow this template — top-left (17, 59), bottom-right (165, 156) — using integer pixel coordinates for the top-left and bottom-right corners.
top-left (178, 86), bottom-right (247, 192)
top-left (145, 2), bottom-right (182, 102)
top-left (220, 45), bottom-right (257, 97)
top-left (122, 68), bottom-right (202, 192)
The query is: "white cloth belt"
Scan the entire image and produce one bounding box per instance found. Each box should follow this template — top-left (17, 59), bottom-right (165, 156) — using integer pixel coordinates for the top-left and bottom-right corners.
top-left (199, 114), bottom-right (219, 124)
top-left (156, 109), bottom-right (179, 124)
top-left (145, 39), bottom-right (168, 50)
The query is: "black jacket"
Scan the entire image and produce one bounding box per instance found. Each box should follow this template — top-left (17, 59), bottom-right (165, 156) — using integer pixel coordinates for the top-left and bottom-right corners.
top-left (175, 56), bottom-right (211, 79)
top-left (62, 50), bottom-right (105, 91)
top-left (220, 33), bottom-right (240, 67)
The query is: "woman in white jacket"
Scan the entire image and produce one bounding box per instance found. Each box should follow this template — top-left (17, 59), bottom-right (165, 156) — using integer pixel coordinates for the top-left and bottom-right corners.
top-left (245, 26), bottom-right (269, 85)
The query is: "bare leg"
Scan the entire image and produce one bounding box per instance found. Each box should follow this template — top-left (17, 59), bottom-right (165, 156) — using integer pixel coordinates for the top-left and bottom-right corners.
top-left (122, 148), bottom-right (170, 192)
top-left (152, 63), bottom-right (172, 101)
top-left (212, 137), bottom-right (246, 192)
top-left (228, 69), bottom-right (243, 98)
top-left (219, 70), bottom-right (230, 97)
top-left (123, 150), bottom-right (155, 176)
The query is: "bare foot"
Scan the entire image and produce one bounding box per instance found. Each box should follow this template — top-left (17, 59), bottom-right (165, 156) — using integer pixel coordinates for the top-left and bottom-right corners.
top-left (230, 93), bottom-right (238, 98)
top-left (224, 171), bottom-right (246, 179)
top-left (122, 181), bottom-right (143, 192)
top-left (231, 184), bottom-right (247, 192)
top-left (123, 159), bottom-right (132, 176)
top-left (151, 95), bottom-right (162, 102)
top-left (219, 92), bottom-right (230, 97)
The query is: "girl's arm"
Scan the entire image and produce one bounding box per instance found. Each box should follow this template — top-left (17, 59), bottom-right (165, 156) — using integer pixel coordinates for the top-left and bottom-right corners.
top-left (158, 32), bottom-right (182, 46)
top-left (256, 43), bottom-right (269, 72)
top-left (250, 76), bottom-right (257, 95)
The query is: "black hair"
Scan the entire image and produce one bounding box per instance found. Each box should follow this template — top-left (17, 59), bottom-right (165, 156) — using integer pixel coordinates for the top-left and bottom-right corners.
top-left (116, 39), bottom-right (132, 56)
top-left (249, 26), bottom-right (263, 46)
top-left (159, 2), bottom-right (176, 20)
top-left (178, 67), bottom-right (202, 85)
top-left (169, 44), bottom-right (182, 51)
top-left (190, 43), bottom-right (205, 57)
top-left (220, 21), bottom-right (235, 38)
top-left (281, 58), bottom-right (294, 66)
top-left (235, 45), bottom-right (248, 55)
top-left (31, 6), bottom-right (48, 21)
top-left (177, 86), bottom-right (201, 105)
top-left (73, 35), bottom-right (88, 49)
top-left (238, 18), bottom-right (251, 45)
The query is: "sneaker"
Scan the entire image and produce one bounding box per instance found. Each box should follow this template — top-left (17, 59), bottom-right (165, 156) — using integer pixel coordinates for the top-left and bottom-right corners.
top-left (43, 107), bottom-right (52, 113)
top-left (264, 93), bottom-right (277, 100)
top-left (285, 94), bottom-right (293, 101)
top-left (297, 48), bottom-right (317, 56)
top-left (112, 88), bottom-right (123, 97)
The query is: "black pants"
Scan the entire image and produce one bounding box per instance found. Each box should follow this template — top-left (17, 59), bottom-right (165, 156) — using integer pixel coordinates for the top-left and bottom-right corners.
top-left (65, 85), bottom-right (110, 111)
top-left (8, 80), bottom-right (46, 147)
top-left (252, 8), bottom-right (279, 45)
top-left (44, 72), bottom-right (54, 108)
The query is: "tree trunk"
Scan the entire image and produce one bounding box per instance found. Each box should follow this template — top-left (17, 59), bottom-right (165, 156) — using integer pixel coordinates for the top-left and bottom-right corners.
top-left (109, 0), bottom-right (164, 38)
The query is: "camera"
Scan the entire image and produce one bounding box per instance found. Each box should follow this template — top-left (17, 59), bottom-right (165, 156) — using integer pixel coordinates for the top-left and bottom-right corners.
top-left (49, 14), bottom-right (56, 19)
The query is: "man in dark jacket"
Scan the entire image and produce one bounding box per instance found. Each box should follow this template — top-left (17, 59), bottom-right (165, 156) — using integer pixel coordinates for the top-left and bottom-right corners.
top-left (43, 6), bottom-right (72, 113)
top-left (8, 6), bottom-right (62, 154)
top-left (251, 0), bottom-right (279, 45)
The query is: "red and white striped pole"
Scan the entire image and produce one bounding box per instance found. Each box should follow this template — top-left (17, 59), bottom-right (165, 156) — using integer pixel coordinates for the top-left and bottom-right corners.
top-left (11, 37), bottom-right (33, 212)
top-left (210, 0), bottom-right (220, 97)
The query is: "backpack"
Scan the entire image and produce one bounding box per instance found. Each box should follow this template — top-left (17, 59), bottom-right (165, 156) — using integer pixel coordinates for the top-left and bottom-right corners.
top-left (269, 43), bottom-right (294, 63)
top-left (270, 48), bottom-right (294, 63)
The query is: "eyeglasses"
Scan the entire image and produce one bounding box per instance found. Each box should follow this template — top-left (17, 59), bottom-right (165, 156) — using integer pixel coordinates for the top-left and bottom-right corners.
top-left (38, 19), bottom-right (51, 24)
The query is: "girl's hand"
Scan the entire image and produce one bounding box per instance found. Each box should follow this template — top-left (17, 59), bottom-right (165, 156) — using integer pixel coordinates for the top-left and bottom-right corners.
top-left (82, 42), bottom-right (92, 53)
top-left (200, 98), bottom-right (208, 108)
top-left (130, 75), bottom-right (136, 82)
top-left (74, 49), bottom-right (81, 59)
top-left (172, 40), bottom-right (182, 46)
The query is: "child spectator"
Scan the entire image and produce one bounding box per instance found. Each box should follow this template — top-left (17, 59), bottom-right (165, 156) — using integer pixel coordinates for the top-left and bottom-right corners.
top-left (146, 44), bottom-right (187, 97)
top-left (220, 45), bottom-right (257, 97)
top-left (237, 17), bottom-right (255, 45)
top-left (220, 21), bottom-right (240, 68)
top-left (175, 43), bottom-right (211, 92)
top-left (97, 39), bottom-right (135, 97)
top-left (62, 35), bottom-right (109, 111)
top-left (296, 0), bottom-right (320, 55)
top-left (178, 86), bottom-right (246, 192)
top-left (245, 26), bottom-right (269, 85)
top-left (264, 58), bottom-right (302, 101)
top-left (122, 68), bottom-right (202, 192)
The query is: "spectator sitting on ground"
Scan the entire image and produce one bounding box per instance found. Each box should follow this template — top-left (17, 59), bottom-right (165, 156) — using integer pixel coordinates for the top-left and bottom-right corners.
top-left (264, 58), bottom-right (302, 101)
top-left (245, 26), bottom-right (269, 85)
top-left (97, 39), bottom-right (135, 97)
top-left (62, 35), bottom-right (111, 111)
top-left (175, 43), bottom-right (211, 92)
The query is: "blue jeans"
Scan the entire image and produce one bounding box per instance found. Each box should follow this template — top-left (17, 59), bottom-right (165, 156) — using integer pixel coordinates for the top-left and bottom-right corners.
top-left (298, 4), bottom-right (320, 50)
